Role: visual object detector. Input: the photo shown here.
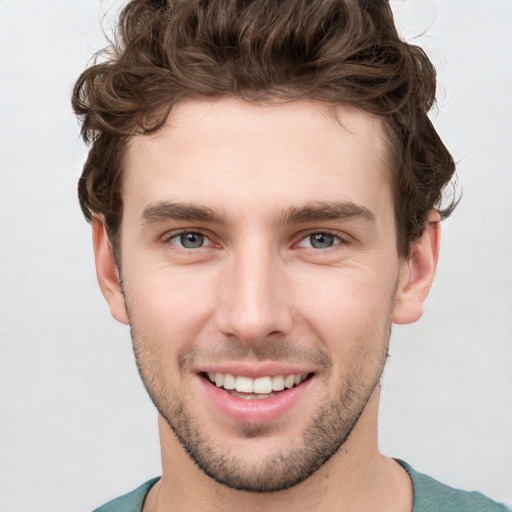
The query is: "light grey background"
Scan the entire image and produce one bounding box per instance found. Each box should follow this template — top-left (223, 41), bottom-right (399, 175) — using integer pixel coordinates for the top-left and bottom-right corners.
top-left (0, 1), bottom-right (511, 510)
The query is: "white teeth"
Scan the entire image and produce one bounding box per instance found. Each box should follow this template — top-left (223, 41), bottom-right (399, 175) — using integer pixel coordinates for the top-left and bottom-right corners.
top-left (235, 375), bottom-right (254, 393)
top-left (207, 372), bottom-right (308, 393)
top-left (284, 375), bottom-right (295, 389)
top-left (272, 375), bottom-right (285, 391)
top-left (223, 373), bottom-right (236, 390)
top-left (253, 376), bottom-right (273, 394)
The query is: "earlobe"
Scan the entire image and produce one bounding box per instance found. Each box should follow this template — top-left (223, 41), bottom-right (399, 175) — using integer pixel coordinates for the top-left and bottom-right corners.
top-left (392, 211), bottom-right (441, 325)
top-left (92, 219), bottom-right (130, 325)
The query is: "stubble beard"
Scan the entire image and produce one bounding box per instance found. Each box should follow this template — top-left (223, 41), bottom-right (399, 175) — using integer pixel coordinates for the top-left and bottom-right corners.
top-left (129, 320), bottom-right (391, 494)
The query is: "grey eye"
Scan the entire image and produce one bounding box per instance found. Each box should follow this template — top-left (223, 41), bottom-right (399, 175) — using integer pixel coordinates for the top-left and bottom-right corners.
top-left (179, 233), bottom-right (205, 248)
top-left (309, 233), bottom-right (336, 249)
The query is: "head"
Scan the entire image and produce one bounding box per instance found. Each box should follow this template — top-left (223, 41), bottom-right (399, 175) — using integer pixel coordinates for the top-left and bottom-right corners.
top-left (73, 0), bottom-right (456, 265)
top-left (73, 0), bottom-right (457, 494)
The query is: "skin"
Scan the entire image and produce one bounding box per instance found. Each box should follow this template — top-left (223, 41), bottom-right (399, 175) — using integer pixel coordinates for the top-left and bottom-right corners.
top-left (93, 98), bottom-right (440, 512)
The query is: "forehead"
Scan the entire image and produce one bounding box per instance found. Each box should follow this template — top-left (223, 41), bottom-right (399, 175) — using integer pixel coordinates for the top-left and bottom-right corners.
top-left (123, 98), bottom-right (392, 224)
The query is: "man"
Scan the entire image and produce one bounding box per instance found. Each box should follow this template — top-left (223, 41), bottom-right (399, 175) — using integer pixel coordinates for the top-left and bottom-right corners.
top-left (72, 0), bottom-right (508, 511)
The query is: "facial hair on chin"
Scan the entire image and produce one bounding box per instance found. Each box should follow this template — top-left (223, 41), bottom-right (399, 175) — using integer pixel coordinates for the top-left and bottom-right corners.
top-left (128, 317), bottom-right (392, 493)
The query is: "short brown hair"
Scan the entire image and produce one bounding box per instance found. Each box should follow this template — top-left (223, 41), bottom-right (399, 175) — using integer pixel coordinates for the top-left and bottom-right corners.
top-left (72, 0), bottom-right (457, 258)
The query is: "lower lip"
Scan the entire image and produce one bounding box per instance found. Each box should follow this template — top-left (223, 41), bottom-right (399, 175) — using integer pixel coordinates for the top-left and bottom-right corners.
top-left (198, 375), bottom-right (313, 424)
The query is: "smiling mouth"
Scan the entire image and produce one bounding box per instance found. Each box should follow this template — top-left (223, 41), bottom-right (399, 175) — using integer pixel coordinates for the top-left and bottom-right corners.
top-left (203, 372), bottom-right (312, 400)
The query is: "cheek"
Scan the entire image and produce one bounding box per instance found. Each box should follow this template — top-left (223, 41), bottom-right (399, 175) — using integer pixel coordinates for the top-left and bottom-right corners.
top-left (124, 261), bottom-right (218, 348)
top-left (296, 269), bottom-right (394, 395)
top-left (296, 267), bottom-right (396, 350)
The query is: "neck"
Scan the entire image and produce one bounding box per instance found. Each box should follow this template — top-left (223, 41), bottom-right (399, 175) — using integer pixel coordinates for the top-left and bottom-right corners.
top-left (145, 390), bottom-right (413, 512)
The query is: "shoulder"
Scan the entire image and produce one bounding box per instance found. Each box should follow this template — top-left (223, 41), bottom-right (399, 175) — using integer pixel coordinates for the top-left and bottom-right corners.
top-left (397, 460), bottom-right (509, 512)
top-left (92, 477), bottom-right (161, 512)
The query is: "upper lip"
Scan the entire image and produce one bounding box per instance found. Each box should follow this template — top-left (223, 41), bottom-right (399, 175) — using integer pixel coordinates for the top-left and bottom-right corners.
top-left (194, 362), bottom-right (315, 378)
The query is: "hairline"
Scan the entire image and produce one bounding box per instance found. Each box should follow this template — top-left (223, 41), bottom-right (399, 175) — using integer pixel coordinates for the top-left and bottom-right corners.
top-left (107, 95), bottom-right (410, 268)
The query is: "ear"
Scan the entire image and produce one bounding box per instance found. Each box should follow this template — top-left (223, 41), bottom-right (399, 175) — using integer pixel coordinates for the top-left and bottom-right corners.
top-left (92, 219), bottom-right (130, 325)
top-left (392, 211), bottom-right (441, 324)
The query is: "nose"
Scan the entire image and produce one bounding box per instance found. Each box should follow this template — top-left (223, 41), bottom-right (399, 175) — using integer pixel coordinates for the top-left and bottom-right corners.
top-left (215, 245), bottom-right (293, 344)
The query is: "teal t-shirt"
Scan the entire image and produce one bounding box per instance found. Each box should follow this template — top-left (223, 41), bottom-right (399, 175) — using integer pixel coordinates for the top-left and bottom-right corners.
top-left (92, 461), bottom-right (509, 512)
top-left (397, 460), bottom-right (509, 512)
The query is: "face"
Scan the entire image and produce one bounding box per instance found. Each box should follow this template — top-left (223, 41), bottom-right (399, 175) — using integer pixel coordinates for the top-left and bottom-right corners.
top-left (102, 99), bottom-right (415, 492)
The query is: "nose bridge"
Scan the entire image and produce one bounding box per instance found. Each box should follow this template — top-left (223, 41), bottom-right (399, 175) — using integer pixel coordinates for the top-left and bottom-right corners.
top-left (216, 239), bottom-right (291, 342)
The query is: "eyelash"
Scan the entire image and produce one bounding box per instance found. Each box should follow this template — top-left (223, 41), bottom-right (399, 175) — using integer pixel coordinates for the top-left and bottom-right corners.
top-left (294, 230), bottom-right (346, 250)
top-left (163, 230), bottom-right (216, 250)
top-left (162, 229), bottom-right (347, 252)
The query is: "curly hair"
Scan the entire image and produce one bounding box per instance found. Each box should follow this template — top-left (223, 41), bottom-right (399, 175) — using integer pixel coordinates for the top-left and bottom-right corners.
top-left (72, 0), bottom-right (457, 259)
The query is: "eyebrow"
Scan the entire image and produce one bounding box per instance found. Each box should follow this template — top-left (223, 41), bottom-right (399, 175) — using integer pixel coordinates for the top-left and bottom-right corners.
top-left (141, 200), bottom-right (375, 226)
top-left (275, 201), bottom-right (376, 225)
top-left (141, 202), bottom-right (226, 224)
